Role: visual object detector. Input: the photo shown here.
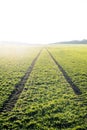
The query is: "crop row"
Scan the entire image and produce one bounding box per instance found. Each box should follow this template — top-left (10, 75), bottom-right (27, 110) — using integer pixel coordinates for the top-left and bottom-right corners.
top-left (0, 45), bottom-right (41, 109)
top-left (48, 45), bottom-right (87, 95)
top-left (0, 49), bottom-right (86, 129)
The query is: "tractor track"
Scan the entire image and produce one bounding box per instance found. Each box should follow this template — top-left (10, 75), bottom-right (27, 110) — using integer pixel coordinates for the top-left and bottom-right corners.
top-left (0, 50), bottom-right (42, 112)
top-left (47, 49), bottom-right (82, 95)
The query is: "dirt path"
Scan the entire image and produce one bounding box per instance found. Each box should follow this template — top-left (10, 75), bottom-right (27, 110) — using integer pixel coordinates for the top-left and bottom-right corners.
top-left (0, 50), bottom-right (42, 112)
top-left (47, 49), bottom-right (82, 95)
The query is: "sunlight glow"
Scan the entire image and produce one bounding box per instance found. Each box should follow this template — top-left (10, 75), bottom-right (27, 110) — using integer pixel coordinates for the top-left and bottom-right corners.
top-left (0, 0), bottom-right (87, 44)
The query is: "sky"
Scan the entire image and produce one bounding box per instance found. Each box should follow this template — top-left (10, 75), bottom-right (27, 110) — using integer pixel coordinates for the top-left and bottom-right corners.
top-left (0, 0), bottom-right (87, 44)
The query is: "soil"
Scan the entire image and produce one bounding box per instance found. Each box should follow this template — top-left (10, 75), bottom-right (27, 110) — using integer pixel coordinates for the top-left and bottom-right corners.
top-left (0, 50), bottom-right (42, 112)
top-left (47, 49), bottom-right (82, 95)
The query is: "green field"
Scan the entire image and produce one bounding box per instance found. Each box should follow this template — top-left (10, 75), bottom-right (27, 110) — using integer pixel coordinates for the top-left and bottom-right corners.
top-left (0, 44), bottom-right (87, 130)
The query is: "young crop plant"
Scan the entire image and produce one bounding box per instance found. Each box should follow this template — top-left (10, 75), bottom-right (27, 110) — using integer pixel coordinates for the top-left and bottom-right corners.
top-left (0, 49), bottom-right (86, 130)
top-left (0, 45), bottom-right (41, 110)
top-left (47, 45), bottom-right (87, 93)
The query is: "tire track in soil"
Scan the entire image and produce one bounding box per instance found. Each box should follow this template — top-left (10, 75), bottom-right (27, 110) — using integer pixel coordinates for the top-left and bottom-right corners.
top-left (47, 49), bottom-right (82, 95)
top-left (0, 50), bottom-right (42, 112)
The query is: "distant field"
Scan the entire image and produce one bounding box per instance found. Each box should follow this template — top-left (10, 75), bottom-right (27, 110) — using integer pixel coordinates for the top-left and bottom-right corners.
top-left (0, 44), bottom-right (87, 130)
